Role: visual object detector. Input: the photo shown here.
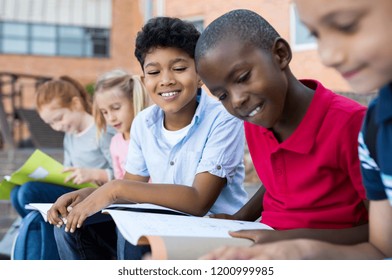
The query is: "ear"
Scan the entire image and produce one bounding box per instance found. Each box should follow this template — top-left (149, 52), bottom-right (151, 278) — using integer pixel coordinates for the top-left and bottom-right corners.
top-left (196, 74), bottom-right (204, 88)
top-left (272, 37), bottom-right (292, 70)
top-left (71, 96), bottom-right (83, 111)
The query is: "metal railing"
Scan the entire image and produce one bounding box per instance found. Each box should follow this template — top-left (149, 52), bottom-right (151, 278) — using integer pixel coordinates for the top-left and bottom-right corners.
top-left (0, 72), bottom-right (52, 154)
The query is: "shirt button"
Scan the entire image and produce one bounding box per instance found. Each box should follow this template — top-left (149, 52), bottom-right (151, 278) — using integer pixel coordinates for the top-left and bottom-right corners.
top-left (170, 161), bottom-right (175, 166)
top-left (216, 165), bottom-right (222, 170)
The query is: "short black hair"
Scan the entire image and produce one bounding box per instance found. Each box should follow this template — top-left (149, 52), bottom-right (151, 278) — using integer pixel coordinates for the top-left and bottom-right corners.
top-left (134, 17), bottom-right (201, 70)
top-left (195, 9), bottom-right (280, 62)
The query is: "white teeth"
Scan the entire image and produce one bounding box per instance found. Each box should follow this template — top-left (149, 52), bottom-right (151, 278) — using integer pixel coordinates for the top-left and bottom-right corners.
top-left (161, 91), bottom-right (178, 97)
top-left (248, 106), bottom-right (260, 117)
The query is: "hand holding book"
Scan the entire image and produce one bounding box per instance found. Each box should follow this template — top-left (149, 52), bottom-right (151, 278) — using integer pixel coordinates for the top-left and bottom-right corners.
top-left (0, 149), bottom-right (97, 200)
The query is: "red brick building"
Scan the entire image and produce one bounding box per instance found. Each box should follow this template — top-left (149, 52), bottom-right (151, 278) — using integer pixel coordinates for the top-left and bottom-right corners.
top-left (0, 0), bottom-right (144, 87)
top-left (1, 0), bottom-right (355, 92)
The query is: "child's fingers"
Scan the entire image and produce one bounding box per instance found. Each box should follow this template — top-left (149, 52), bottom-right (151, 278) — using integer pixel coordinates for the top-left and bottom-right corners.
top-left (47, 210), bottom-right (59, 225)
top-left (47, 207), bottom-right (64, 226)
top-left (62, 167), bottom-right (75, 173)
top-left (199, 246), bottom-right (229, 260)
top-left (229, 229), bottom-right (263, 242)
top-left (64, 212), bottom-right (77, 233)
top-left (65, 211), bottom-right (87, 233)
top-left (64, 173), bottom-right (77, 183)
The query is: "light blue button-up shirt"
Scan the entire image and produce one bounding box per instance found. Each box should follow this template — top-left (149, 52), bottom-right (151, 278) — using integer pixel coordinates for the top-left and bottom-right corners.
top-left (125, 89), bottom-right (248, 214)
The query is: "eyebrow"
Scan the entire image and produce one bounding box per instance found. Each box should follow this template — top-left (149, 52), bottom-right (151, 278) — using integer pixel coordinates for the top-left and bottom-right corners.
top-left (226, 62), bottom-right (248, 81)
top-left (144, 57), bottom-right (189, 69)
top-left (321, 9), bottom-right (364, 24)
top-left (209, 63), bottom-right (248, 95)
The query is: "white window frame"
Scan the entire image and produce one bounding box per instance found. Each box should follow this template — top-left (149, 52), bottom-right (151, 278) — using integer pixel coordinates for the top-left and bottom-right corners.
top-left (183, 16), bottom-right (204, 33)
top-left (290, 3), bottom-right (317, 52)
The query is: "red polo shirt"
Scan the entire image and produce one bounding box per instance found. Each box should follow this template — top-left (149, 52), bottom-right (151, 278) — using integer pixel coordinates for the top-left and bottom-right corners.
top-left (245, 80), bottom-right (368, 230)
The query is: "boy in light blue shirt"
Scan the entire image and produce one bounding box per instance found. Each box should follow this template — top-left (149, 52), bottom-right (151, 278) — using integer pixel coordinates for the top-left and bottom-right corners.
top-left (127, 87), bottom-right (247, 215)
top-left (48, 16), bottom-right (248, 259)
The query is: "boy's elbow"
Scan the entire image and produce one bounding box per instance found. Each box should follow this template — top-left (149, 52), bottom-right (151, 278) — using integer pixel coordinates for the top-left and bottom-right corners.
top-left (185, 201), bottom-right (210, 216)
top-left (192, 207), bottom-right (209, 217)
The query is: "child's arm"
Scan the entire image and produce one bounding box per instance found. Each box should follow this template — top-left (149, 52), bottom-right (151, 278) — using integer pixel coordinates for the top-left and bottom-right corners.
top-left (60, 171), bottom-right (227, 233)
top-left (210, 185), bottom-right (264, 221)
top-left (229, 223), bottom-right (368, 245)
top-left (201, 199), bottom-right (392, 260)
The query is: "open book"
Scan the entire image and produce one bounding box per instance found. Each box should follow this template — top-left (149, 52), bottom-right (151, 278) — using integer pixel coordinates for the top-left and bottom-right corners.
top-left (0, 149), bottom-right (96, 199)
top-left (103, 207), bottom-right (273, 260)
top-left (27, 202), bottom-right (273, 260)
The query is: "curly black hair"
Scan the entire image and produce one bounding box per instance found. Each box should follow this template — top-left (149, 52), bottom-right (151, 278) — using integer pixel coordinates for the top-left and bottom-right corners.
top-left (134, 17), bottom-right (201, 70)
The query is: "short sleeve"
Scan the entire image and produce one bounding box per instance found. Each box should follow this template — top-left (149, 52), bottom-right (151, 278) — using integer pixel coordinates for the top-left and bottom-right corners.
top-left (340, 108), bottom-right (367, 200)
top-left (196, 115), bottom-right (245, 184)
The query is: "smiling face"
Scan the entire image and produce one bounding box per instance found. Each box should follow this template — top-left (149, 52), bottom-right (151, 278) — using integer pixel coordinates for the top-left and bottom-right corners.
top-left (295, 0), bottom-right (392, 93)
top-left (39, 98), bottom-right (87, 134)
top-left (197, 38), bottom-right (288, 128)
top-left (142, 47), bottom-right (199, 120)
top-left (95, 89), bottom-right (134, 137)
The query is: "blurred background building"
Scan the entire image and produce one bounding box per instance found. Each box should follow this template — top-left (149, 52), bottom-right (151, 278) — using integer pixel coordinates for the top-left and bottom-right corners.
top-left (0, 0), bottom-right (374, 164)
top-left (0, 0), bottom-right (354, 88)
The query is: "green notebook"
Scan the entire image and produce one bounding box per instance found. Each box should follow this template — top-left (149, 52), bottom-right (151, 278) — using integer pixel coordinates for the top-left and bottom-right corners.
top-left (0, 149), bottom-right (97, 200)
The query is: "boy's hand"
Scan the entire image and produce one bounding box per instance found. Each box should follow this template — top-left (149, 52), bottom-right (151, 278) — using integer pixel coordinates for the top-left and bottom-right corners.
top-left (63, 183), bottom-right (116, 233)
top-left (47, 188), bottom-right (95, 227)
top-left (229, 229), bottom-right (290, 244)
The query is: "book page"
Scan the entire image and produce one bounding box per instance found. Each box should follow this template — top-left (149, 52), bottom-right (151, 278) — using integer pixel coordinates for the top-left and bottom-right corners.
top-left (26, 203), bottom-right (52, 222)
top-left (103, 209), bottom-right (273, 245)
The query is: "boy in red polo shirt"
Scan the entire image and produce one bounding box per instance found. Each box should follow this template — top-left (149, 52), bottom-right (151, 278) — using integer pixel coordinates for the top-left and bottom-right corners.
top-left (195, 9), bottom-right (368, 246)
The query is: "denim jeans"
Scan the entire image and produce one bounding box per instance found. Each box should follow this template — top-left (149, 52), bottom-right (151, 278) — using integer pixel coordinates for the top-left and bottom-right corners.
top-left (117, 231), bottom-right (151, 260)
top-left (10, 182), bottom-right (75, 217)
top-left (54, 218), bottom-right (151, 260)
top-left (54, 219), bottom-right (117, 260)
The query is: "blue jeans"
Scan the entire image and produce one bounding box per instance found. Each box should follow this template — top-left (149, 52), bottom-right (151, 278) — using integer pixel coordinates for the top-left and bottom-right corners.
top-left (11, 182), bottom-right (75, 217)
top-left (117, 231), bottom-right (151, 260)
top-left (54, 218), bottom-right (151, 260)
top-left (54, 219), bottom-right (117, 260)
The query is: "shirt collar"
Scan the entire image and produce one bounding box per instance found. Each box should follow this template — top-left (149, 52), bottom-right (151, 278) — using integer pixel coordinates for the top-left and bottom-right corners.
top-left (281, 80), bottom-right (331, 154)
top-left (258, 80), bottom-right (330, 154)
top-left (375, 83), bottom-right (392, 123)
